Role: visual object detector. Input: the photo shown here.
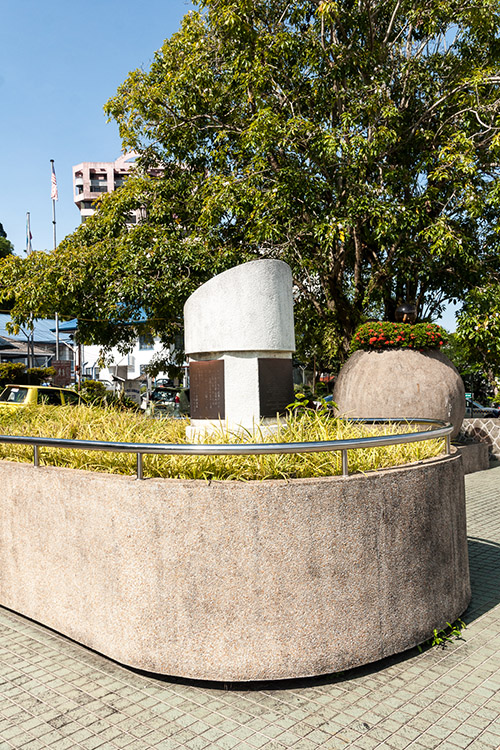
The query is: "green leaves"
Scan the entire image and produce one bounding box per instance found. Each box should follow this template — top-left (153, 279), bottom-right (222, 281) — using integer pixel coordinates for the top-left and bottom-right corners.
top-left (3, 0), bottom-right (500, 370)
top-left (456, 285), bottom-right (500, 393)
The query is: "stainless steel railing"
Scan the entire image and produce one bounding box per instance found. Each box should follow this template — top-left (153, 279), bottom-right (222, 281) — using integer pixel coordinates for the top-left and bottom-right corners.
top-left (0, 418), bottom-right (453, 480)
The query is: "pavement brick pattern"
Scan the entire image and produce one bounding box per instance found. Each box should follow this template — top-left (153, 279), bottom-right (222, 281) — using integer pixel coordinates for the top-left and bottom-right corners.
top-left (1, 464), bottom-right (500, 750)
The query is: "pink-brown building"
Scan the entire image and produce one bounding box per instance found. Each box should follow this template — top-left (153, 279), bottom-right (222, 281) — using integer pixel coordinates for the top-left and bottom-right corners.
top-left (72, 153), bottom-right (137, 223)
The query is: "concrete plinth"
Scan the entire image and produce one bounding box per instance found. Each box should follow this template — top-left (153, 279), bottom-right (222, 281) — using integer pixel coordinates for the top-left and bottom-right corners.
top-left (0, 452), bottom-right (470, 681)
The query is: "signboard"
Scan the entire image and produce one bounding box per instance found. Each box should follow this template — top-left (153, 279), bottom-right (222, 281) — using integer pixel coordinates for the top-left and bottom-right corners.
top-left (51, 360), bottom-right (72, 387)
top-left (189, 360), bottom-right (225, 419)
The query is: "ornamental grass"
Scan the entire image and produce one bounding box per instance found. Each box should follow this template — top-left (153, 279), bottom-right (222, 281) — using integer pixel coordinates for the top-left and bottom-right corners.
top-left (0, 405), bottom-right (446, 481)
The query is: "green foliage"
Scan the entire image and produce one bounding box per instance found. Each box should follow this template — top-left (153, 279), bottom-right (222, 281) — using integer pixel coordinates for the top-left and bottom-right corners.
top-left (418, 619), bottom-right (466, 652)
top-left (0, 236), bottom-right (13, 260)
top-left (0, 363), bottom-right (55, 389)
top-left (289, 390), bottom-right (333, 416)
top-left (456, 285), bottom-right (500, 396)
top-left (0, 222), bottom-right (13, 260)
top-left (25, 367), bottom-right (56, 385)
top-left (0, 362), bottom-right (26, 388)
top-left (350, 322), bottom-right (448, 352)
top-left (78, 379), bottom-right (140, 411)
top-left (0, 405), bottom-right (445, 480)
top-left (2, 1), bottom-right (500, 367)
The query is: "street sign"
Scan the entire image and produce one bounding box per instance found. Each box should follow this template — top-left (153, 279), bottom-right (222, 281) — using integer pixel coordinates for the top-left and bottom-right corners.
top-left (51, 360), bottom-right (72, 387)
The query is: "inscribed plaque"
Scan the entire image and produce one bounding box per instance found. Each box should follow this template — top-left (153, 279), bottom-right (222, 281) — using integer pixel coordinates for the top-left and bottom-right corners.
top-left (189, 360), bottom-right (225, 419)
top-left (258, 359), bottom-right (294, 418)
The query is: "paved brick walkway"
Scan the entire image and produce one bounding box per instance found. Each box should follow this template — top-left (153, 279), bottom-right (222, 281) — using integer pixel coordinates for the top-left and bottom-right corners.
top-left (1, 465), bottom-right (500, 750)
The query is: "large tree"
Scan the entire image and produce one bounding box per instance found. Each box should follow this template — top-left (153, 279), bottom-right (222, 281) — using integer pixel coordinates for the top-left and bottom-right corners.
top-left (0, 222), bottom-right (14, 260)
top-left (2, 0), bottom-right (500, 366)
top-left (455, 284), bottom-right (500, 397)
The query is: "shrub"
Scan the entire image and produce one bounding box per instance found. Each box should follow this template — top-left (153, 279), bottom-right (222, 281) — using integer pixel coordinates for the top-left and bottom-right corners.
top-left (79, 379), bottom-right (140, 411)
top-left (0, 362), bottom-right (26, 388)
top-left (25, 367), bottom-right (56, 385)
top-left (350, 322), bottom-right (448, 353)
top-left (0, 363), bottom-right (56, 389)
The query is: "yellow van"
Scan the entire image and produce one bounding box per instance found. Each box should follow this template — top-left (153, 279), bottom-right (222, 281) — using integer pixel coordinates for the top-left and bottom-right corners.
top-left (0, 385), bottom-right (85, 408)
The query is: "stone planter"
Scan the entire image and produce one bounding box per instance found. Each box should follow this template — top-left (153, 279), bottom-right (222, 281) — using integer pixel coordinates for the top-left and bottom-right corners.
top-left (0, 453), bottom-right (470, 682)
top-left (333, 349), bottom-right (465, 439)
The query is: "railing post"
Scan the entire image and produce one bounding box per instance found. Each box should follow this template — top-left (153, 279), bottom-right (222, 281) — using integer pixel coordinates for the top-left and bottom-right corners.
top-left (136, 452), bottom-right (144, 480)
top-left (33, 445), bottom-right (39, 467)
top-left (446, 434), bottom-right (451, 454)
top-left (341, 449), bottom-right (348, 476)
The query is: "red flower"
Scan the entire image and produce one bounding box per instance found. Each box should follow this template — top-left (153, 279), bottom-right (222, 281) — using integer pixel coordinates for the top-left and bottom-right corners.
top-left (369, 336), bottom-right (377, 344)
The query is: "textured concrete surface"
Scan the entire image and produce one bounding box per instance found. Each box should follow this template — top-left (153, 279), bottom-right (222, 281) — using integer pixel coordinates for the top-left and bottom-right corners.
top-left (0, 461), bottom-right (499, 749)
top-left (184, 260), bottom-right (295, 355)
top-left (333, 349), bottom-right (466, 438)
top-left (0, 452), bottom-right (469, 681)
top-left (454, 443), bottom-right (490, 474)
top-left (460, 418), bottom-right (500, 459)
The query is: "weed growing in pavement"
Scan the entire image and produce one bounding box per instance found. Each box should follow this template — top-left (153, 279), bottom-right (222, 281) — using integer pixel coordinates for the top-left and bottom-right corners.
top-left (418, 619), bottom-right (467, 652)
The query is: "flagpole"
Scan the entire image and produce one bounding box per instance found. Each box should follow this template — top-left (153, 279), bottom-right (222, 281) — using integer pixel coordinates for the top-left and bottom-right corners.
top-left (50, 159), bottom-right (60, 361)
top-left (26, 212), bottom-right (34, 370)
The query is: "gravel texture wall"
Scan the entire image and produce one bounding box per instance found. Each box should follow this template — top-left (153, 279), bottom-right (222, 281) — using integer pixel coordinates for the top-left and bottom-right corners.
top-left (0, 453), bottom-right (470, 681)
top-left (333, 349), bottom-right (466, 439)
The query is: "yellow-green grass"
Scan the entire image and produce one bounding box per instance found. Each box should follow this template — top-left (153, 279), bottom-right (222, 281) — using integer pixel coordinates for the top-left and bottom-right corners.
top-left (0, 405), bottom-right (446, 481)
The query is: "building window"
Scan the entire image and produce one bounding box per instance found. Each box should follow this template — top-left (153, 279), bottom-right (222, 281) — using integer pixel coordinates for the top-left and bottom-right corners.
top-left (139, 334), bottom-right (155, 350)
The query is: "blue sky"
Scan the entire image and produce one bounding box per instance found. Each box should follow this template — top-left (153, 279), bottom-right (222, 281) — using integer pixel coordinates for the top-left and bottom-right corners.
top-left (0, 0), bottom-right (457, 331)
top-left (0, 0), bottom-right (194, 256)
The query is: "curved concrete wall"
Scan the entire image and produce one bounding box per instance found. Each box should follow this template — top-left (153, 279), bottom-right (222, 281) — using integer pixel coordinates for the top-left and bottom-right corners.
top-left (184, 259), bottom-right (295, 355)
top-left (0, 454), bottom-right (470, 681)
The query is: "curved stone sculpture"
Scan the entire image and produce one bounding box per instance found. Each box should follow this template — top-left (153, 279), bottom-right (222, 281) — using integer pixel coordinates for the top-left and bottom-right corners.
top-left (333, 349), bottom-right (466, 438)
top-left (184, 259), bottom-right (295, 355)
top-left (0, 454), bottom-right (470, 681)
top-left (184, 260), bottom-right (296, 434)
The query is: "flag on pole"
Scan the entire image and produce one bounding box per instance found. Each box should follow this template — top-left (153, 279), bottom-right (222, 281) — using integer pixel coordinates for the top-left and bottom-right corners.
top-left (50, 160), bottom-right (58, 201)
top-left (26, 212), bottom-right (33, 254)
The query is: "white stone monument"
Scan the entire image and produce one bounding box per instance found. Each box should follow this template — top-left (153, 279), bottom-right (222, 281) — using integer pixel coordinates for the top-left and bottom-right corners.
top-left (184, 259), bottom-right (296, 437)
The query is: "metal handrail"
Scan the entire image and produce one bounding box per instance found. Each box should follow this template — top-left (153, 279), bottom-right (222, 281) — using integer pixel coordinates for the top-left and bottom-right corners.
top-left (0, 417), bottom-right (453, 480)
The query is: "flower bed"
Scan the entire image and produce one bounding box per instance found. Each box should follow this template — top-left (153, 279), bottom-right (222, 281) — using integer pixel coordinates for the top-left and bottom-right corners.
top-left (351, 321), bottom-right (448, 353)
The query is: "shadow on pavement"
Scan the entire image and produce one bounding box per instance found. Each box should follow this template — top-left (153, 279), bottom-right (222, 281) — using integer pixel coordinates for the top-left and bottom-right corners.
top-left (464, 536), bottom-right (500, 623)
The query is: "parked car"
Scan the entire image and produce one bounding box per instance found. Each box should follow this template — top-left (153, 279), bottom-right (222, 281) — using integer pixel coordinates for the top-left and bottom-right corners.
top-left (143, 387), bottom-right (190, 418)
top-left (154, 378), bottom-right (174, 389)
top-left (465, 398), bottom-right (500, 418)
top-left (0, 385), bottom-right (86, 408)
